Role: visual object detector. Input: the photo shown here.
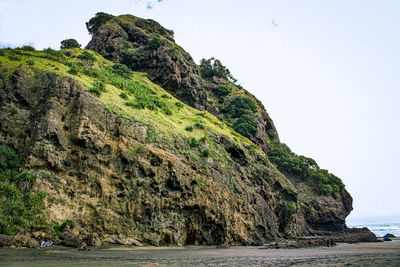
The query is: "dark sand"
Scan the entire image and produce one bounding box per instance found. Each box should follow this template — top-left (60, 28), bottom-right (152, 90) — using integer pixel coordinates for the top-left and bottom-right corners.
top-left (1, 241), bottom-right (400, 267)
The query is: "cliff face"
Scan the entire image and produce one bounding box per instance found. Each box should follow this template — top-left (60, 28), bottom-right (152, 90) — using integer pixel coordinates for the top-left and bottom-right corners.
top-left (0, 13), bottom-right (360, 246)
top-left (86, 13), bottom-right (279, 152)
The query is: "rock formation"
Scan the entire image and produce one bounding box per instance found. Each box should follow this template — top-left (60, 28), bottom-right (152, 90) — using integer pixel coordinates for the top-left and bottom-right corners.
top-left (0, 13), bottom-right (375, 247)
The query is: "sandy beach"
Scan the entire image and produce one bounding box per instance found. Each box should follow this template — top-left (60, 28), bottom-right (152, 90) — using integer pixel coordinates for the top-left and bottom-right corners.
top-left (0, 241), bottom-right (399, 267)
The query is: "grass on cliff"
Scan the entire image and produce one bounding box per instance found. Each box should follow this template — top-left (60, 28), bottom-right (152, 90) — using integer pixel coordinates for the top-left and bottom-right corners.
top-left (0, 47), bottom-right (265, 179)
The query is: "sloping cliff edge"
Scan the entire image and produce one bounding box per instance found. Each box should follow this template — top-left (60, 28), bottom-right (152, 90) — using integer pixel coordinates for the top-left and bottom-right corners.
top-left (0, 13), bottom-right (376, 248)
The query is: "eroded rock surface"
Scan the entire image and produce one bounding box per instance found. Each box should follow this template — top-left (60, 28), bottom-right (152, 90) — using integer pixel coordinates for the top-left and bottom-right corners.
top-left (0, 65), bottom-right (363, 246)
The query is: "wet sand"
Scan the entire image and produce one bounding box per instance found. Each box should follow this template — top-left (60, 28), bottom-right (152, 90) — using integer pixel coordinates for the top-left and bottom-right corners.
top-left (1, 241), bottom-right (399, 267)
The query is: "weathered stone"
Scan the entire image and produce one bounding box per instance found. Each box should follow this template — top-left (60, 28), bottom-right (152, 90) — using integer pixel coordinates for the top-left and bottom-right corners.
top-left (61, 231), bottom-right (84, 248)
top-left (13, 234), bottom-right (38, 248)
top-left (85, 233), bottom-right (101, 247)
top-left (0, 235), bottom-right (14, 247)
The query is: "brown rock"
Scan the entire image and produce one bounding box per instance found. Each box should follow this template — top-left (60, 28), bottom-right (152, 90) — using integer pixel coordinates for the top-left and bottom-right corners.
top-left (32, 231), bottom-right (46, 239)
top-left (13, 234), bottom-right (38, 248)
top-left (86, 233), bottom-right (101, 247)
top-left (0, 235), bottom-right (14, 247)
top-left (61, 231), bottom-right (84, 248)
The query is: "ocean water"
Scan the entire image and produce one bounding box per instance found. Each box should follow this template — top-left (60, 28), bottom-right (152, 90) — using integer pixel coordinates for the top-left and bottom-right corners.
top-left (349, 223), bottom-right (400, 237)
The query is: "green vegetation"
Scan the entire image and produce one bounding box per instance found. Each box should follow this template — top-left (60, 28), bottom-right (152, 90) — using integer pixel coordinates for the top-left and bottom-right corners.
top-left (175, 101), bottom-right (184, 109)
top-left (67, 65), bottom-right (79, 75)
top-left (131, 145), bottom-right (145, 156)
top-left (111, 63), bottom-right (132, 78)
top-left (86, 12), bottom-right (115, 35)
top-left (0, 46), bottom-right (262, 194)
top-left (199, 57), bottom-right (237, 83)
top-left (8, 54), bottom-right (20, 61)
top-left (193, 121), bottom-right (205, 130)
top-left (201, 149), bottom-right (211, 157)
top-left (233, 118), bottom-right (258, 139)
top-left (9, 106), bottom-right (18, 115)
top-left (77, 50), bottom-right (96, 61)
top-left (147, 35), bottom-right (163, 49)
top-left (212, 85), bottom-right (231, 97)
top-left (223, 96), bottom-right (257, 116)
top-left (52, 219), bottom-right (75, 239)
top-left (268, 141), bottom-right (345, 197)
top-left (20, 45), bottom-right (35, 51)
top-left (222, 96), bottom-right (258, 138)
top-left (0, 145), bottom-right (48, 235)
top-left (196, 179), bottom-right (205, 185)
top-left (89, 80), bottom-right (106, 96)
top-left (42, 48), bottom-right (66, 61)
top-left (189, 137), bottom-right (199, 148)
top-left (185, 125), bottom-right (194, 132)
top-left (119, 91), bottom-right (128, 99)
top-left (60, 38), bottom-right (81, 49)
top-left (286, 201), bottom-right (297, 212)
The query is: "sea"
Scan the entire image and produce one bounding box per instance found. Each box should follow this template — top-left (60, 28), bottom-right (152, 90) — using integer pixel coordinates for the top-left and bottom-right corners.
top-left (349, 223), bottom-right (400, 237)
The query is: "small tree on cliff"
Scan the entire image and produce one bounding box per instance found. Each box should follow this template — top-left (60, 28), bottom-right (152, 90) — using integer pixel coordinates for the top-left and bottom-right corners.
top-left (199, 57), bottom-right (237, 83)
top-left (60, 39), bottom-right (81, 49)
top-left (86, 12), bottom-right (115, 35)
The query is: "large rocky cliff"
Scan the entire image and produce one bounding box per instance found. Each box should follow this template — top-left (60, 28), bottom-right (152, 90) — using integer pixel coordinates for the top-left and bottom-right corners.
top-left (0, 13), bottom-right (373, 247)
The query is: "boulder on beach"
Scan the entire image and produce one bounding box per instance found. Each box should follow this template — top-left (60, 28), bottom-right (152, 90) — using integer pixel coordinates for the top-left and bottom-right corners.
top-left (61, 231), bottom-right (84, 248)
top-left (85, 233), bottom-right (101, 247)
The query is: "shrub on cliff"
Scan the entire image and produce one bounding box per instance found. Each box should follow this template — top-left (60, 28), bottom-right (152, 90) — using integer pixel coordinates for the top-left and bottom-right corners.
top-left (86, 12), bottom-right (115, 35)
top-left (212, 86), bottom-right (231, 97)
top-left (111, 63), bottom-right (132, 78)
top-left (221, 96), bottom-right (258, 138)
top-left (233, 120), bottom-right (257, 138)
top-left (147, 35), bottom-right (163, 49)
top-left (199, 57), bottom-right (237, 83)
top-left (89, 80), bottom-right (106, 96)
top-left (0, 145), bottom-right (48, 235)
top-left (60, 38), bottom-right (81, 49)
top-left (268, 141), bottom-right (345, 197)
top-left (78, 50), bottom-right (96, 61)
top-left (20, 45), bottom-right (35, 51)
top-left (42, 48), bottom-right (65, 61)
top-left (223, 96), bottom-right (257, 117)
top-left (0, 145), bottom-right (21, 170)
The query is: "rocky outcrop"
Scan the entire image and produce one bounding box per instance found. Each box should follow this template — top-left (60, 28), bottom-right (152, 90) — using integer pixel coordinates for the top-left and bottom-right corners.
top-left (0, 234), bottom-right (38, 248)
top-left (86, 13), bottom-right (279, 151)
top-left (326, 228), bottom-right (378, 243)
top-left (261, 236), bottom-right (336, 249)
top-left (0, 64), bottom-right (358, 246)
top-left (86, 13), bottom-right (207, 110)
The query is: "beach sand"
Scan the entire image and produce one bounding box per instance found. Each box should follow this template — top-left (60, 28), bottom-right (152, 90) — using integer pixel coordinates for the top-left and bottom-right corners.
top-left (0, 241), bottom-right (399, 267)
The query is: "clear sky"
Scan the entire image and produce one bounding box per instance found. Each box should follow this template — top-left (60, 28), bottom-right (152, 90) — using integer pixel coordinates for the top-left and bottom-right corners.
top-left (1, 0), bottom-right (399, 224)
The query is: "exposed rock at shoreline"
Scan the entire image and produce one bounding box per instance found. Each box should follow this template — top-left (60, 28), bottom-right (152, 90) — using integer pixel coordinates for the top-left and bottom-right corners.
top-left (261, 236), bottom-right (335, 249)
top-left (0, 234), bottom-right (38, 248)
top-left (312, 227), bottom-right (378, 243)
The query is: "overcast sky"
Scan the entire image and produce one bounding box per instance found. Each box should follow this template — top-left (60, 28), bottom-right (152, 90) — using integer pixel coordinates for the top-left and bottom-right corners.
top-left (1, 0), bottom-right (399, 224)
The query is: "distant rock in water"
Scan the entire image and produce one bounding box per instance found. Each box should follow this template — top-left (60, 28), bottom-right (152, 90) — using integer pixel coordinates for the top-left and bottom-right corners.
top-left (0, 12), bottom-right (375, 247)
top-left (384, 233), bottom-right (396, 238)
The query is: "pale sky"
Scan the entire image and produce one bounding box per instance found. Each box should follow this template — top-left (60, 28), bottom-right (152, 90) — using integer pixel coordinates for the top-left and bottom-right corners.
top-left (1, 0), bottom-right (399, 224)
